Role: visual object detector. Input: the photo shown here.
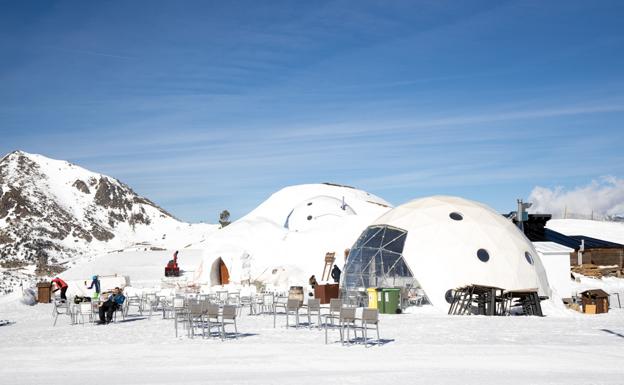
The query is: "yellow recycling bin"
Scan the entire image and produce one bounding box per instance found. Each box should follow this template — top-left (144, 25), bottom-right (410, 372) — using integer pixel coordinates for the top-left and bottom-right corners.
top-left (367, 288), bottom-right (380, 309)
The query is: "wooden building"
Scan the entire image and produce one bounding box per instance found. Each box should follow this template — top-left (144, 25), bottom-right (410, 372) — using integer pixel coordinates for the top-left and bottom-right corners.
top-left (580, 289), bottom-right (610, 314)
top-left (518, 214), bottom-right (624, 268)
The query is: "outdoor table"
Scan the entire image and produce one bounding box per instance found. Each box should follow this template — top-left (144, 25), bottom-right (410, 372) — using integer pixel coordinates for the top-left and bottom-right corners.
top-left (503, 289), bottom-right (543, 316)
top-left (68, 299), bottom-right (99, 325)
top-left (448, 284), bottom-right (505, 316)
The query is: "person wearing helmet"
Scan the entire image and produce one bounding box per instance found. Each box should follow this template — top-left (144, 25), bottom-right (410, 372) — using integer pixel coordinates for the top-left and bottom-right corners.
top-left (87, 275), bottom-right (101, 300)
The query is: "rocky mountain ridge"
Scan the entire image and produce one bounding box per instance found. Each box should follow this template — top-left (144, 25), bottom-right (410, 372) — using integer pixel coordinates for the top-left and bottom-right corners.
top-left (0, 151), bottom-right (214, 293)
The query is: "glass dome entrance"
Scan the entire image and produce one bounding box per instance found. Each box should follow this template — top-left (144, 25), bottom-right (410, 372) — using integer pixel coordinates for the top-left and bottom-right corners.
top-left (343, 225), bottom-right (419, 291)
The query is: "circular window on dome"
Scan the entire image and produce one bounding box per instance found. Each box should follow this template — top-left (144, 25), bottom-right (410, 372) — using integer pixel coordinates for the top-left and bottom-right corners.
top-left (477, 248), bottom-right (490, 262)
top-left (306, 215), bottom-right (312, 221)
top-left (307, 202), bottom-right (313, 206)
top-left (445, 289), bottom-right (454, 304)
top-left (525, 252), bottom-right (534, 265)
top-left (449, 212), bottom-right (463, 221)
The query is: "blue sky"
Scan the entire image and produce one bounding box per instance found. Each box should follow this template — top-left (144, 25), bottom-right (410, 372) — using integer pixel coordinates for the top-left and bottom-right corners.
top-left (1, 1), bottom-right (623, 222)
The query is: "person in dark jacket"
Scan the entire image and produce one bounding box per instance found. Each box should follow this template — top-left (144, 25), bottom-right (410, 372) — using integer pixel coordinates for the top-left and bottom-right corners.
top-left (87, 275), bottom-right (101, 300)
top-left (331, 265), bottom-right (341, 283)
top-left (98, 287), bottom-right (125, 324)
top-left (51, 277), bottom-right (68, 301)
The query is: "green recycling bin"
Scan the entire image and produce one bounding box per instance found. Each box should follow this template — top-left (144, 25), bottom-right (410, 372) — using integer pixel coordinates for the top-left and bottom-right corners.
top-left (382, 288), bottom-right (401, 314)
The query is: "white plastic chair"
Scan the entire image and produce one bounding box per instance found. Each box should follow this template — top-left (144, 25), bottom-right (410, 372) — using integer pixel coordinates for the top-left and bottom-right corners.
top-left (205, 303), bottom-right (221, 338)
top-left (126, 295), bottom-right (143, 315)
top-left (220, 305), bottom-right (238, 340)
top-left (112, 298), bottom-right (128, 323)
top-left (187, 302), bottom-right (205, 339)
top-left (338, 307), bottom-right (357, 345)
top-left (216, 291), bottom-right (229, 305)
top-left (285, 299), bottom-right (301, 328)
top-left (144, 293), bottom-right (160, 319)
top-left (327, 298), bottom-right (343, 325)
top-left (305, 299), bottom-right (322, 329)
top-left (358, 308), bottom-right (380, 347)
top-left (75, 302), bottom-right (95, 325)
top-left (173, 298), bottom-right (188, 337)
top-left (227, 292), bottom-right (242, 316)
top-left (261, 293), bottom-right (275, 314)
top-left (52, 298), bottom-right (71, 326)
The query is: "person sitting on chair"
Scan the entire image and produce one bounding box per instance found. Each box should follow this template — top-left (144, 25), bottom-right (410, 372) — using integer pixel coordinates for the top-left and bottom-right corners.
top-left (98, 287), bottom-right (125, 324)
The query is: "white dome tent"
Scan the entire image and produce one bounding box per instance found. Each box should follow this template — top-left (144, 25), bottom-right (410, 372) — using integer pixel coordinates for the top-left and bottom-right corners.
top-left (342, 196), bottom-right (552, 310)
top-left (196, 184), bottom-right (392, 289)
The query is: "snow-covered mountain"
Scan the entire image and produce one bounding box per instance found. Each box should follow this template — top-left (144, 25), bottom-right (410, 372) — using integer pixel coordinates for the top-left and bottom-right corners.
top-left (0, 151), bottom-right (216, 292)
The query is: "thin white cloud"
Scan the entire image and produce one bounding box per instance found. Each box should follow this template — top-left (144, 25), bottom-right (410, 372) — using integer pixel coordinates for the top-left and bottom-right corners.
top-left (278, 102), bottom-right (624, 140)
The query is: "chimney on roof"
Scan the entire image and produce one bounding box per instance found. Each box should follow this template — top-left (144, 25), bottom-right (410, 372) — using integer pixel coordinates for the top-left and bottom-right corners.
top-left (516, 199), bottom-right (532, 232)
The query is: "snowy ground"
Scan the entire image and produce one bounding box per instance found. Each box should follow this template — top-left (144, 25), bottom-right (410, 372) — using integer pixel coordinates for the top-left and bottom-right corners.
top-left (1, 296), bottom-right (623, 385)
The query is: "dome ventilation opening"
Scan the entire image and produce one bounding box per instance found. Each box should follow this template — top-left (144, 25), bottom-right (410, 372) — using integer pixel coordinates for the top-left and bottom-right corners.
top-left (477, 249), bottom-right (490, 263)
top-left (449, 212), bottom-right (463, 221)
top-left (445, 289), bottom-right (454, 304)
top-left (525, 252), bottom-right (534, 265)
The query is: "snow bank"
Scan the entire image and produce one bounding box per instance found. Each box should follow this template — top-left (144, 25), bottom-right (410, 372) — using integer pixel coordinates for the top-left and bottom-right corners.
top-left (61, 249), bottom-right (205, 292)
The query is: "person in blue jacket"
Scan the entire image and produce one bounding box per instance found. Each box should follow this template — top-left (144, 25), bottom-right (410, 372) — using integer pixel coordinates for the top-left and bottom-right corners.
top-left (98, 287), bottom-right (125, 324)
top-left (87, 275), bottom-right (101, 300)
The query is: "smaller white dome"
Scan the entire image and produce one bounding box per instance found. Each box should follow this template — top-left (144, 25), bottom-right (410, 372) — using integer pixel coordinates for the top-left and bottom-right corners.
top-left (285, 195), bottom-right (356, 232)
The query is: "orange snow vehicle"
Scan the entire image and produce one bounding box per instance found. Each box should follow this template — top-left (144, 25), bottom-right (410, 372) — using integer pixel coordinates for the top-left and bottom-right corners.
top-left (164, 251), bottom-right (181, 277)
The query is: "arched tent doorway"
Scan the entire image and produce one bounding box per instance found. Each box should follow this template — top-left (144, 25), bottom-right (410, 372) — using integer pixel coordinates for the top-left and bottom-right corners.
top-left (210, 257), bottom-right (230, 286)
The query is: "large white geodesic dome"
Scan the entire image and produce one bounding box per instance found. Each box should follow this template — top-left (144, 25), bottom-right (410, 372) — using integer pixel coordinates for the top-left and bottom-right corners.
top-left (343, 196), bottom-right (552, 309)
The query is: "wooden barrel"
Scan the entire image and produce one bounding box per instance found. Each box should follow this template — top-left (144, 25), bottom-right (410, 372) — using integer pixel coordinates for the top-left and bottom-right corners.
top-left (288, 286), bottom-right (304, 305)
